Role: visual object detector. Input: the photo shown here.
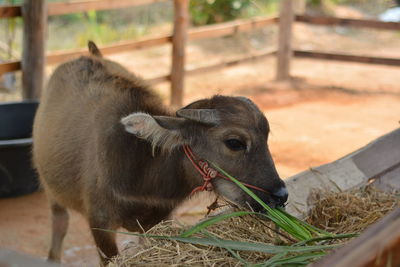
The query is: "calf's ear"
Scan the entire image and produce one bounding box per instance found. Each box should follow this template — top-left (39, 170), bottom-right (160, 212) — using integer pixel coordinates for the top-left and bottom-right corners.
top-left (177, 109), bottom-right (219, 126)
top-left (121, 112), bottom-right (186, 153)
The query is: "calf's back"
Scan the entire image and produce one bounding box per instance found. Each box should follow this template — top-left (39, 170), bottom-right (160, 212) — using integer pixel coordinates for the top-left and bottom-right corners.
top-left (33, 55), bottom-right (171, 214)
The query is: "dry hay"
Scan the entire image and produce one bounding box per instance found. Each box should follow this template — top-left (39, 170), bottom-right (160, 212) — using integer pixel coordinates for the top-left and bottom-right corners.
top-left (306, 186), bottom-right (400, 234)
top-left (110, 213), bottom-right (282, 267)
top-left (110, 186), bottom-right (399, 267)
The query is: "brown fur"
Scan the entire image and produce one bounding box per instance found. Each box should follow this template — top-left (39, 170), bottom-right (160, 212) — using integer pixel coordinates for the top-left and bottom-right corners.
top-left (33, 42), bottom-right (287, 265)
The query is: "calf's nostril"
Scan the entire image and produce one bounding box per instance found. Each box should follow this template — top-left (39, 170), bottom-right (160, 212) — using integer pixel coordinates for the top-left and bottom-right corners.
top-left (272, 187), bottom-right (288, 203)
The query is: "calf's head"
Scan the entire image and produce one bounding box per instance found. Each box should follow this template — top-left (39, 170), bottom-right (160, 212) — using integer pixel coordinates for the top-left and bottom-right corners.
top-left (121, 95), bottom-right (287, 210)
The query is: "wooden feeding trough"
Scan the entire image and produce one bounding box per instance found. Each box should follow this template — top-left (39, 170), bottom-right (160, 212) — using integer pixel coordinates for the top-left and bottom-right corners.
top-left (285, 128), bottom-right (400, 266)
top-left (285, 128), bottom-right (400, 218)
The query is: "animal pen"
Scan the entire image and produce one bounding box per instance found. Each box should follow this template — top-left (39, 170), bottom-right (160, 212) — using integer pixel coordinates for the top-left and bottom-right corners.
top-left (0, 0), bottom-right (399, 266)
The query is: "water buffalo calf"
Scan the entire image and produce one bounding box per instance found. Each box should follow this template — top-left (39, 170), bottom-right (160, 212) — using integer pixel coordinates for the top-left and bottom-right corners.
top-left (33, 42), bottom-right (288, 264)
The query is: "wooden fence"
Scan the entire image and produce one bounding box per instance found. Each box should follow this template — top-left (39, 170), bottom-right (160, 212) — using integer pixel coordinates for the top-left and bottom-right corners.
top-left (0, 0), bottom-right (277, 105)
top-left (276, 0), bottom-right (400, 80)
top-left (0, 0), bottom-right (399, 105)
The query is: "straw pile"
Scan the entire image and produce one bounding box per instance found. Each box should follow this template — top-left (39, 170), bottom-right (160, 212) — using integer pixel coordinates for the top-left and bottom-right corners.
top-left (109, 186), bottom-right (399, 267)
top-left (306, 186), bottom-right (399, 234)
top-left (111, 212), bottom-right (282, 266)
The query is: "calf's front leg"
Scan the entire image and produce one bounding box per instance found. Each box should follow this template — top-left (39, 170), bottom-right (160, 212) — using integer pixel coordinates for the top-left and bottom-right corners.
top-left (89, 216), bottom-right (119, 266)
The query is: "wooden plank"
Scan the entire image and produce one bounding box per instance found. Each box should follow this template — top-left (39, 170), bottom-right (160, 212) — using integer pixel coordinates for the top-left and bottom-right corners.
top-left (1, 0), bottom-right (169, 18)
top-left (373, 166), bottom-right (400, 192)
top-left (46, 35), bottom-right (171, 65)
top-left (47, 0), bottom-right (168, 16)
top-left (46, 16), bottom-right (277, 65)
top-left (170, 0), bottom-right (188, 107)
top-left (188, 16), bottom-right (278, 41)
top-left (0, 5), bottom-right (21, 18)
top-left (276, 0), bottom-right (294, 81)
top-left (186, 50), bottom-right (277, 76)
top-left (21, 0), bottom-right (47, 100)
top-left (352, 129), bottom-right (400, 178)
top-left (147, 74), bottom-right (170, 85)
top-left (311, 208), bottom-right (400, 267)
top-left (147, 50), bottom-right (277, 85)
top-left (0, 61), bottom-right (20, 75)
top-left (43, 16), bottom-right (277, 65)
top-left (296, 15), bottom-right (400, 31)
top-left (0, 15), bottom-right (277, 72)
top-left (294, 50), bottom-right (400, 66)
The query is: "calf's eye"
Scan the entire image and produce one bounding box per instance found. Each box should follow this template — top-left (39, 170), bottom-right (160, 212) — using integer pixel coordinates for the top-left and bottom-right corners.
top-left (224, 139), bottom-right (247, 151)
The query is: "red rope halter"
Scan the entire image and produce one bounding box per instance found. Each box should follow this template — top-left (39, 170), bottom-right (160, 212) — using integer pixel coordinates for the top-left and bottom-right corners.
top-left (183, 145), bottom-right (268, 196)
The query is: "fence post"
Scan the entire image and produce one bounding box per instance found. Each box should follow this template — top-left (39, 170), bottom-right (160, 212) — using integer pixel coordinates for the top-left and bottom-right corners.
top-left (22, 0), bottom-right (47, 99)
top-left (170, 0), bottom-right (188, 107)
top-left (276, 0), bottom-right (294, 81)
top-left (294, 0), bottom-right (306, 15)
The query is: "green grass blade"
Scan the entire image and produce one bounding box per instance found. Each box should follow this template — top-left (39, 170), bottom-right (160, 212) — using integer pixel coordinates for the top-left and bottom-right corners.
top-left (263, 251), bottom-right (326, 267)
top-left (210, 163), bottom-right (357, 243)
top-left (257, 213), bottom-right (312, 241)
top-left (93, 163), bottom-right (358, 267)
top-left (96, 229), bottom-right (338, 254)
top-left (276, 207), bottom-right (331, 236)
top-left (255, 252), bottom-right (288, 267)
top-left (180, 211), bottom-right (252, 238)
top-left (151, 236), bottom-right (336, 254)
top-left (201, 230), bottom-right (249, 265)
top-left (293, 233), bottom-right (358, 246)
top-left (210, 163), bottom-right (271, 211)
top-left (211, 163), bottom-right (313, 241)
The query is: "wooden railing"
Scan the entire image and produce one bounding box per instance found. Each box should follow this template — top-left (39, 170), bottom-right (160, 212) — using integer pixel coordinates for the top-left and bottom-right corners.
top-left (292, 14), bottom-right (400, 67)
top-left (276, 0), bottom-right (400, 81)
top-left (293, 50), bottom-right (400, 67)
top-left (0, 0), bottom-right (168, 18)
top-left (0, 0), bottom-right (278, 104)
top-left (0, 4), bottom-right (21, 18)
top-left (296, 14), bottom-right (400, 30)
top-left (0, 15), bottom-right (277, 73)
top-left (0, 0), bottom-right (400, 104)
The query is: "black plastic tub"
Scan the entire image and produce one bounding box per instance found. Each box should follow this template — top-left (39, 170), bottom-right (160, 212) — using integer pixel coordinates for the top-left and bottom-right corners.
top-left (0, 100), bottom-right (39, 198)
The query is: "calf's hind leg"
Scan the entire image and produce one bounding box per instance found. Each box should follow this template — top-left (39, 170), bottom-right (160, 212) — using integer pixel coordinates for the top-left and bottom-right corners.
top-left (48, 201), bottom-right (69, 262)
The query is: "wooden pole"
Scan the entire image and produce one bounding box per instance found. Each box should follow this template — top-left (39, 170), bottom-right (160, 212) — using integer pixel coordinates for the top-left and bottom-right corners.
top-left (22, 0), bottom-right (46, 100)
top-left (294, 0), bottom-right (306, 15)
top-left (170, 0), bottom-right (188, 107)
top-left (276, 0), bottom-right (294, 81)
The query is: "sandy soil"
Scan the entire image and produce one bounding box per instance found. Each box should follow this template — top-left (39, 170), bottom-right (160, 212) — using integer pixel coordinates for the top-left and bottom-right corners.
top-left (1, 22), bottom-right (400, 266)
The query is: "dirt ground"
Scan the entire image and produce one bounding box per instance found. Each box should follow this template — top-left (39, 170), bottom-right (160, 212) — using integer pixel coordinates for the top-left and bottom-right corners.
top-left (1, 22), bottom-right (400, 266)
